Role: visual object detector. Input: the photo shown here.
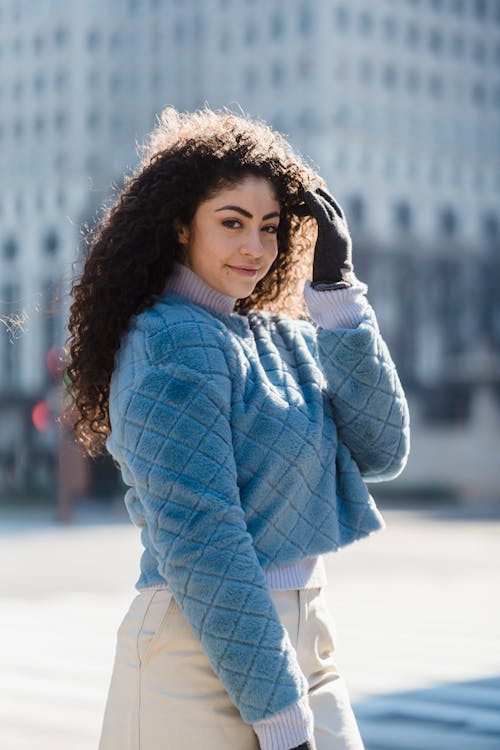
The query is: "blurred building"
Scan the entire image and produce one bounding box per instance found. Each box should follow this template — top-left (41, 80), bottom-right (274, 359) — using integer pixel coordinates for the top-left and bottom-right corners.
top-left (0, 0), bottom-right (499, 501)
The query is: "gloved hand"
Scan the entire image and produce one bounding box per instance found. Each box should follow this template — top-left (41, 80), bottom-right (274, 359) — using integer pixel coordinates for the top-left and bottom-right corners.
top-left (288, 743), bottom-right (314, 750)
top-left (292, 187), bottom-right (355, 289)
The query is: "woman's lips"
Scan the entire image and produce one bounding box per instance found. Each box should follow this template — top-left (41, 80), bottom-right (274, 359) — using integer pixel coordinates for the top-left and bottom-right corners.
top-left (228, 265), bottom-right (260, 276)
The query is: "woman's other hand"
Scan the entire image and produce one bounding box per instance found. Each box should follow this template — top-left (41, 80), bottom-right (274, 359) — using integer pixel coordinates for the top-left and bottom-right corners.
top-left (292, 187), bottom-right (355, 289)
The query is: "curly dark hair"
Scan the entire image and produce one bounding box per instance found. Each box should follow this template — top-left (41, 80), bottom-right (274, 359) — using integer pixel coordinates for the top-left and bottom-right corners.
top-left (65, 106), bottom-right (323, 457)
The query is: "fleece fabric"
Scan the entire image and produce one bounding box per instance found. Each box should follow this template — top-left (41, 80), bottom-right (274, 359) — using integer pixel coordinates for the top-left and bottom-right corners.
top-left (106, 288), bottom-right (410, 727)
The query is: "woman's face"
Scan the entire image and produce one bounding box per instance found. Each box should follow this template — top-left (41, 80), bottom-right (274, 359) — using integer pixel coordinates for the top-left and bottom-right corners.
top-left (177, 174), bottom-right (280, 299)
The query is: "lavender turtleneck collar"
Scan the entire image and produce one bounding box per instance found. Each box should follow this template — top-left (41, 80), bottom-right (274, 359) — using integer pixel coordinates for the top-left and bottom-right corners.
top-left (162, 262), bottom-right (237, 314)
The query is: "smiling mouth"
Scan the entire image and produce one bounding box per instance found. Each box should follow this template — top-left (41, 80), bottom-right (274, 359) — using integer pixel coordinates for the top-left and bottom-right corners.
top-left (228, 265), bottom-right (260, 275)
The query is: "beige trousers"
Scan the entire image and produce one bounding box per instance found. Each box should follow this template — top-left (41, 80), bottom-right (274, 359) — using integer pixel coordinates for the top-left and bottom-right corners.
top-left (98, 587), bottom-right (364, 750)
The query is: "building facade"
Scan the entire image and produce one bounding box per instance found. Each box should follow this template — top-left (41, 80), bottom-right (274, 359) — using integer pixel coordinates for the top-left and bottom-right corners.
top-left (1, 0), bottom-right (499, 497)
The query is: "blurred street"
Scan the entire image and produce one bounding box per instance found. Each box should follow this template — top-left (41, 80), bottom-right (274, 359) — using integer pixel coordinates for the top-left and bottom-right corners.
top-left (0, 499), bottom-right (499, 750)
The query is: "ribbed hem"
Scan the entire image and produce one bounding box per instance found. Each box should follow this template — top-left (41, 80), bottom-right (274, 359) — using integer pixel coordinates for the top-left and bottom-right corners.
top-left (252, 695), bottom-right (315, 750)
top-left (303, 279), bottom-right (369, 329)
top-left (162, 261), bottom-right (236, 314)
top-left (264, 556), bottom-right (327, 590)
top-left (139, 558), bottom-right (328, 596)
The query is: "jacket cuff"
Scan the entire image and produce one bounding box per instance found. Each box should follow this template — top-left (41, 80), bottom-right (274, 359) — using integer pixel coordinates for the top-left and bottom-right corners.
top-left (303, 279), bottom-right (369, 330)
top-left (252, 695), bottom-right (316, 750)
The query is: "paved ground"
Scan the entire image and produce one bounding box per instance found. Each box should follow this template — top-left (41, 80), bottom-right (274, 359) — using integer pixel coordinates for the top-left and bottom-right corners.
top-left (0, 498), bottom-right (499, 749)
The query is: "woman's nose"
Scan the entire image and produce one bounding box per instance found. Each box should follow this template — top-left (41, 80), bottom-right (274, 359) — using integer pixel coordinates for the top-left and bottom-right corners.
top-left (240, 231), bottom-right (264, 255)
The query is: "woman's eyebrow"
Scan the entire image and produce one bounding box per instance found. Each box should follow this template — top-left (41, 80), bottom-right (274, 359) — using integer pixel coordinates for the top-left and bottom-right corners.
top-left (214, 205), bottom-right (280, 220)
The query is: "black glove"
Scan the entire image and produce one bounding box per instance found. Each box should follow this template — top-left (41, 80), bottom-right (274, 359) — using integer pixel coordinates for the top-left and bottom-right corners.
top-left (292, 187), bottom-right (355, 289)
top-left (288, 743), bottom-right (314, 750)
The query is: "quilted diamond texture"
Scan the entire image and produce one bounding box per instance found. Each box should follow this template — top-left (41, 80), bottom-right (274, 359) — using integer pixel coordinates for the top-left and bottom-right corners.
top-left (317, 309), bottom-right (410, 482)
top-left (106, 297), bottom-right (410, 723)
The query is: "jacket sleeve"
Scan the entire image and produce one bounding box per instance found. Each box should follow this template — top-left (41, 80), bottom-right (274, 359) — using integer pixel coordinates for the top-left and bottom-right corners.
top-left (313, 306), bottom-right (410, 482)
top-left (116, 320), bottom-right (309, 725)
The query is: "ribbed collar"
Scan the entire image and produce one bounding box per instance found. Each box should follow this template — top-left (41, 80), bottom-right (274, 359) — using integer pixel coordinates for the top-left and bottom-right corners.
top-left (162, 262), bottom-right (237, 314)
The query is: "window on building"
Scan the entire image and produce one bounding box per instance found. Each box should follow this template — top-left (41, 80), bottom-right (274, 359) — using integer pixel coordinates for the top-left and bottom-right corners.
top-left (110, 32), bottom-right (122, 51)
top-left (297, 107), bottom-right (318, 129)
top-left (297, 54), bottom-right (313, 79)
top-left (406, 22), bottom-right (420, 47)
top-left (334, 149), bottom-right (349, 173)
top-left (494, 84), bottom-right (500, 110)
top-left (472, 81), bottom-right (486, 107)
top-left (54, 27), bottom-right (68, 48)
top-left (110, 73), bottom-right (123, 95)
top-left (334, 6), bottom-right (350, 31)
top-left (3, 237), bottom-right (18, 260)
top-left (14, 119), bottom-right (24, 139)
top-left (332, 105), bottom-right (349, 128)
top-left (473, 39), bottom-right (486, 64)
top-left (36, 190), bottom-right (44, 212)
top-left (34, 115), bottom-right (45, 136)
top-left (151, 69), bottom-right (162, 89)
top-left (429, 74), bottom-right (444, 98)
top-left (271, 112), bottom-right (286, 132)
top-left (383, 63), bottom-right (397, 88)
top-left (394, 201), bottom-right (412, 232)
top-left (428, 28), bottom-right (443, 54)
top-left (429, 162), bottom-right (441, 186)
top-left (219, 30), bottom-right (230, 52)
top-left (359, 11), bottom-right (373, 35)
top-left (34, 74), bottom-right (45, 94)
top-left (42, 279), bottom-right (59, 354)
top-left (298, 4), bottom-right (313, 35)
top-left (383, 16), bottom-right (397, 42)
top-left (87, 69), bottom-right (100, 89)
top-left (43, 230), bottom-right (59, 255)
top-left (33, 34), bottom-right (44, 55)
top-left (358, 59), bottom-right (373, 85)
top-left (13, 79), bottom-right (23, 98)
top-left (87, 30), bottom-right (100, 50)
top-left (271, 61), bottom-right (285, 87)
top-left (451, 34), bottom-right (465, 58)
top-left (474, 0), bottom-right (487, 20)
top-left (87, 110), bottom-right (101, 131)
top-left (245, 22), bottom-right (257, 45)
top-left (349, 195), bottom-right (364, 226)
top-left (271, 10), bottom-right (284, 39)
top-left (174, 19), bottom-right (186, 43)
top-left (244, 67), bottom-right (257, 92)
top-left (439, 207), bottom-right (458, 236)
top-left (128, 0), bottom-right (141, 14)
top-left (54, 152), bottom-right (66, 172)
top-left (55, 70), bottom-right (68, 91)
top-left (55, 111), bottom-right (68, 133)
top-left (1, 282), bottom-right (21, 388)
top-left (405, 68), bottom-right (420, 92)
top-left (482, 212), bottom-right (499, 242)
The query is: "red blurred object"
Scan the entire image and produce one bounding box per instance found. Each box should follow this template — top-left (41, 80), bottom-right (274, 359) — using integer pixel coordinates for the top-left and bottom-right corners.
top-left (32, 401), bottom-right (51, 432)
top-left (45, 346), bottom-right (66, 377)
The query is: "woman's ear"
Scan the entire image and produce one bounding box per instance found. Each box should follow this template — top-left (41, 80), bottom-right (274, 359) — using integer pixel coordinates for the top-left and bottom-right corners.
top-left (174, 218), bottom-right (190, 246)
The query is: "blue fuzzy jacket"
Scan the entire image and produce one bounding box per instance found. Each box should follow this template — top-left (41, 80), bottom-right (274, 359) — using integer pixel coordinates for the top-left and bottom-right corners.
top-left (106, 289), bottom-right (410, 726)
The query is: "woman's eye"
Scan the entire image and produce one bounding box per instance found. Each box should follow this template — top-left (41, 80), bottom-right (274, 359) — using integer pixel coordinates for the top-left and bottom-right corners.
top-left (263, 225), bottom-right (278, 234)
top-left (222, 219), bottom-right (241, 229)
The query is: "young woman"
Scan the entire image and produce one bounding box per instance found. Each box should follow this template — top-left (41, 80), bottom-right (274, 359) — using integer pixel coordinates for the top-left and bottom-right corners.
top-left (65, 107), bottom-right (410, 750)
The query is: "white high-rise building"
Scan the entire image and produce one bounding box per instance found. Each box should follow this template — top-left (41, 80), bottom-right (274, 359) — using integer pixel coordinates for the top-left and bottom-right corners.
top-left (0, 0), bottom-right (499, 402)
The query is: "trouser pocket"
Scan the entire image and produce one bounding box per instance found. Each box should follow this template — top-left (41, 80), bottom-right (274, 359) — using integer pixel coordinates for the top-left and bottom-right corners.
top-left (137, 589), bottom-right (175, 666)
